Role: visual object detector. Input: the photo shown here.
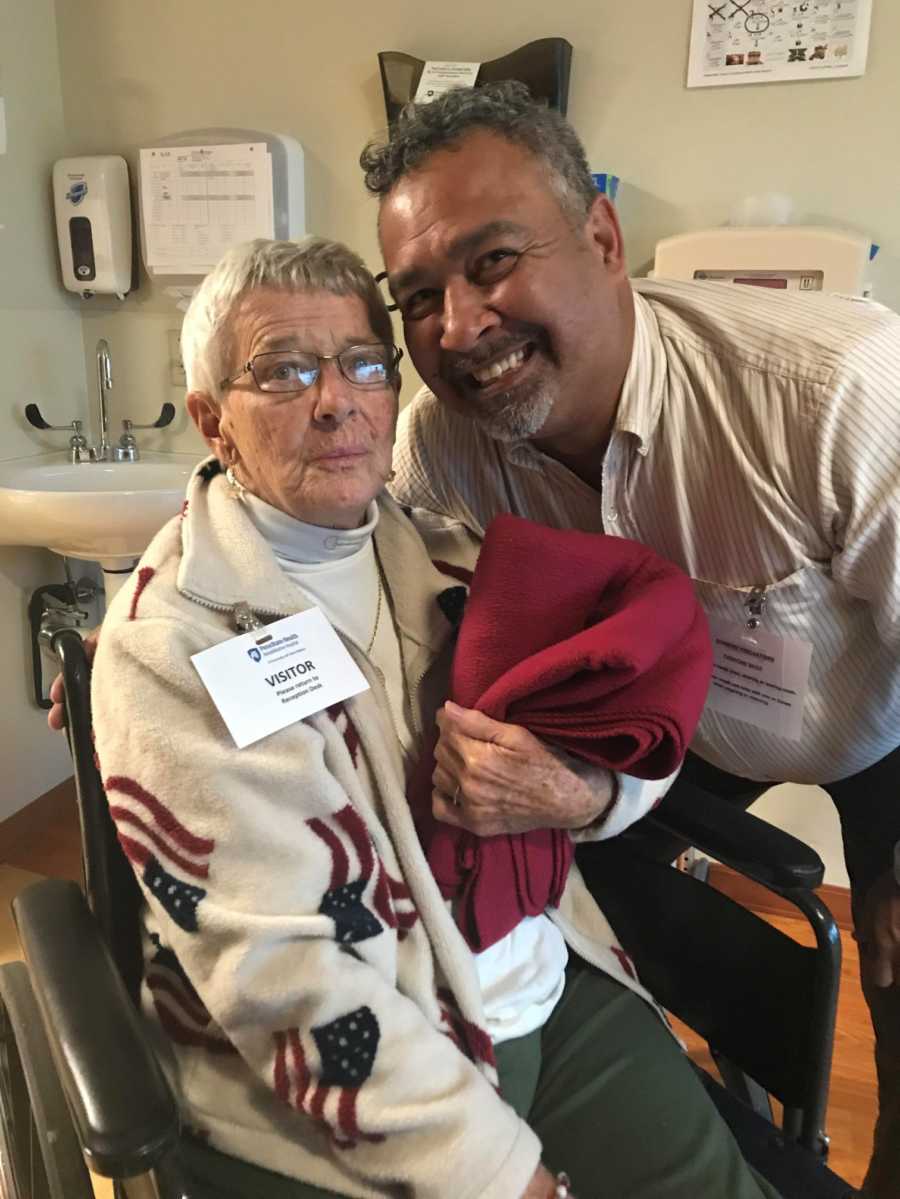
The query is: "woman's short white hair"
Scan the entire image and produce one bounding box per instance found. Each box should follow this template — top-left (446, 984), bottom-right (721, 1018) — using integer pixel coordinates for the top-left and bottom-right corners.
top-left (181, 237), bottom-right (394, 402)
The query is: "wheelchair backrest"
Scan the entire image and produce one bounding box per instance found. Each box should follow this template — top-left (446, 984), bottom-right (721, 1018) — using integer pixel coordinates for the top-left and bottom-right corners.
top-left (56, 630), bottom-right (145, 1004)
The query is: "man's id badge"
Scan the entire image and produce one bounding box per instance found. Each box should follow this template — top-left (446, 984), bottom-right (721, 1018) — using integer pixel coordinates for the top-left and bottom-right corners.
top-left (705, 617), bottom-right (812, 741)
top-left (191, 608), bottom-right (369, 749)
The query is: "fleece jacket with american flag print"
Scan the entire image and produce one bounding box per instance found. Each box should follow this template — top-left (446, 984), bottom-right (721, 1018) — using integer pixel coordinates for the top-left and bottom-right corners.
top-left (91, 459), bottom-right (665, 1199)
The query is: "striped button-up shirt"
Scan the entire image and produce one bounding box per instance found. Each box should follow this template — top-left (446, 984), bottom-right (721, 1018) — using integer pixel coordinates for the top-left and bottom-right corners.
top-left (391, 278), bottom-right (900, 785)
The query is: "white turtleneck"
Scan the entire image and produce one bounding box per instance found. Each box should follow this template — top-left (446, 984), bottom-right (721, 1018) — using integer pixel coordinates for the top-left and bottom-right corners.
top-left (242, 490), bottom-right (566, 1045)
top-left (241, 491), bottom-right (415, 758)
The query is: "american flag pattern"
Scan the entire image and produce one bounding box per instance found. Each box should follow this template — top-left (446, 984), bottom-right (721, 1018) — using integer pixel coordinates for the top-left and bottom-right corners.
top-left (106, 774), bottom-right (214, 933)
top-left (326, 702), bottom-right (360, 768)
top-left (145, 935), bottom-right (236, 1055)
top-left (128, 566), bottom-right (156, 621)
top-left (274, 1007), bottom-right (385, 1149)
top-left (611, 944), bottom-right (637, 981)
top-left (308, 803), bottom-right (418, 943)
top-left (437, 988), bottom-right (497, 1079)
top-left (431, 560), bottom-right (474, 588)
top-left (436, 584), bottom-right (468, 627)
top-left (324, 705), bottom-right (419, 940)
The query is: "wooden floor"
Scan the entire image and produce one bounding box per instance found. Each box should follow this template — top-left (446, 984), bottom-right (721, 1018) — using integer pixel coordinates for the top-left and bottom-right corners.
top-left (0, 781), bottom-right (879, 1191)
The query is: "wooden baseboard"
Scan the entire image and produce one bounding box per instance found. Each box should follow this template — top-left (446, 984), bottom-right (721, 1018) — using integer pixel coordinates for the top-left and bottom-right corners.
top-left (708, 861), bottom-right (853, 932)
top-left (0, 777), bottom-right (76, 861)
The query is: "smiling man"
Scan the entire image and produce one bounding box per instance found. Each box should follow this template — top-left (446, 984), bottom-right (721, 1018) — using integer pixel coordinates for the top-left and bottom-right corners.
top-left (374, 125), bottom-right (633, 492)
top-left (361, 81), bottom-right (900, 1196)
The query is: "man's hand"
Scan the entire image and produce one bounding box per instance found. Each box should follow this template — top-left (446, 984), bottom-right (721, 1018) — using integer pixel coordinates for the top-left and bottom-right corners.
top-left (431, 701), bottom-right (614, 837)
top-left (46, 626), bottom-right (100, 731)
top-left (856, 869), bottom-right (900, 989)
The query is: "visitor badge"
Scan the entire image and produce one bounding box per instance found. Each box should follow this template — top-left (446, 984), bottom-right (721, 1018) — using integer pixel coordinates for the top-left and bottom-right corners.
top-left (191, 607), bottom-right (369, 749)
top-left (704, 618), bottom-right (812, 741)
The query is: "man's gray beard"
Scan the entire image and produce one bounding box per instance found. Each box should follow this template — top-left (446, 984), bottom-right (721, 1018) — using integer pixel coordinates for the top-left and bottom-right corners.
top-left (474, 379), bottom-right (556, 443)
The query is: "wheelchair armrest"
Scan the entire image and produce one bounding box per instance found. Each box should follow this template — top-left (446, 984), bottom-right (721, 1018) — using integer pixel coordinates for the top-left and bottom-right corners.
top-left (13, 878), bottom-right (180, 1178)
top-left (644, 782), bottom-right (825, 893)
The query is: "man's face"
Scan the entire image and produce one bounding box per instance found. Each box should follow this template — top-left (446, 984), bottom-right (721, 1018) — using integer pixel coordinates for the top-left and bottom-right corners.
top-left (378, 131), bottom-right (630, 445)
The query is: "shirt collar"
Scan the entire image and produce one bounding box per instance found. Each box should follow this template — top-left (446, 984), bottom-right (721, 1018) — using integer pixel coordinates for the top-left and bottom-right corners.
top-left (614, 286), bottom-right (667, 457)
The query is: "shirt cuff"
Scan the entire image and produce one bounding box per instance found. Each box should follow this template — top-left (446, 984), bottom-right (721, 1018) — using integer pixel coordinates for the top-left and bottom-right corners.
top-left (573, 769), bottom-right (680, 843)
top-left (546, 747), bottom-right (616, 837)
top-left (545, 744), bottom-right (680, 843)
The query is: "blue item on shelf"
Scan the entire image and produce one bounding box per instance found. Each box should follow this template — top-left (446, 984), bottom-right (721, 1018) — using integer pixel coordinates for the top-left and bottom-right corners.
top-left (591, 173), bottom-right (619, 202)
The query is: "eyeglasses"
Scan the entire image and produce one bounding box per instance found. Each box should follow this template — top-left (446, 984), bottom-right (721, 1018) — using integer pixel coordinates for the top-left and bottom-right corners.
top-left (374, 272), bottom-right (399, 313)
top-left (220, 344), bottom-right (403, 394)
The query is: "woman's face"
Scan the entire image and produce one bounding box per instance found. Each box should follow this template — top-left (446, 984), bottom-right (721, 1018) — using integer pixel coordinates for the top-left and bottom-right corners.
top-left (195, 287), bottom-right (399, 529)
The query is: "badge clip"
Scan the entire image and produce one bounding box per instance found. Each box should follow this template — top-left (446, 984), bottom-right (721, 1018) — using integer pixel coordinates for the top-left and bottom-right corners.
top-left (745, 587), bottom-right (767, 631)
top-left (233, 602), bottom-right (264, 633)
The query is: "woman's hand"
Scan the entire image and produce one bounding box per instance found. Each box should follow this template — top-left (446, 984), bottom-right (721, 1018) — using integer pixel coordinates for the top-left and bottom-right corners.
top-left (521, 1164), bottom-right (562, 1198)
top-left (431, 701), bottom-right (615, 837)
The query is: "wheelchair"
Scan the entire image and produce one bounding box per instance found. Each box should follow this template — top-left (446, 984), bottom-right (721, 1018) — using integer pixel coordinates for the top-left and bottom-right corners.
top-left (0, 628), bottom-right (857, 1197)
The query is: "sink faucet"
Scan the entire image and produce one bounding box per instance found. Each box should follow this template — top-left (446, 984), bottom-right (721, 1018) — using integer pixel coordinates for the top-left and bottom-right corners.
top-left (94, 338), bottom-right (113, 461)
top-left (24, 336), bottom-right (177, 465)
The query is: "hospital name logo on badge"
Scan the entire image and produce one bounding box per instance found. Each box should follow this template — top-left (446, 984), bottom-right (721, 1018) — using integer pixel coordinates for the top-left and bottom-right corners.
top-left (191, 607), bottom-right (369, 749)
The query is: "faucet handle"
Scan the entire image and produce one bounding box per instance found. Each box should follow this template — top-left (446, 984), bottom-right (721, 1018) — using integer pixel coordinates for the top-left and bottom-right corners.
top-left (26, 406), bottom-right (90, 462)
top-left (114, 403), bottom-right (176, 462)
top-left (25, 403), bottom-right (84, 433)
top-left (119, 402), bottom-right (176, 431)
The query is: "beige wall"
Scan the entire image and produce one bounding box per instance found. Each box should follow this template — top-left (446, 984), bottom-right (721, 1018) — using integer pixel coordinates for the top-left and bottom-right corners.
top-left (0, 0), bottom-right (92, 816)
top-left (1, 0), bottom-right (89, 454)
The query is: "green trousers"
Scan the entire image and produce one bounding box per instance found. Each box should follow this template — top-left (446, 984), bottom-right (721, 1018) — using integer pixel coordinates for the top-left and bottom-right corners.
top-left (178, 961), bottom-right (782, 1199)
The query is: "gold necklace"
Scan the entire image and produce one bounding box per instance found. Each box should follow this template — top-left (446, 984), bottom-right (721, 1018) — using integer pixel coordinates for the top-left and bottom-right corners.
top-left (365, 572), bottom-right (383, 655)
top-left (368, 543), bottom-right (419, 747)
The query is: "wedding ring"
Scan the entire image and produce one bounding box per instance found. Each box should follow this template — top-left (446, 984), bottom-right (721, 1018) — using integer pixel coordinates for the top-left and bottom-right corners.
top-left (452, 784), bottom-right (462, 807)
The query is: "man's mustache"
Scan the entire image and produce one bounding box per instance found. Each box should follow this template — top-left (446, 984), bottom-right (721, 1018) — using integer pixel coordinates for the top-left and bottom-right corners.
top-left (438, 323), bottom-right (546, 382)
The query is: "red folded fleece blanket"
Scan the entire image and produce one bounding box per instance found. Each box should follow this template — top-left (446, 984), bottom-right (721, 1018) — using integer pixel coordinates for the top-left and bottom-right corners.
top-left (415, 514), bottom-right (712, 952)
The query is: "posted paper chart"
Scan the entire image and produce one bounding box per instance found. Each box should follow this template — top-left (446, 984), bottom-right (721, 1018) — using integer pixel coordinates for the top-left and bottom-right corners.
top-left (688, 0), bottom-right (871, 88)
top-left (140, 142), bottom-right (274, 275)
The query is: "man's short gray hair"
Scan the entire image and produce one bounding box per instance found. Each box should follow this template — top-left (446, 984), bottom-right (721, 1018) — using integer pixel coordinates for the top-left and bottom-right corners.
top-left (181, 237), bottom-right (394, 401)
top-left (360, 81), bottom-right (596, 224)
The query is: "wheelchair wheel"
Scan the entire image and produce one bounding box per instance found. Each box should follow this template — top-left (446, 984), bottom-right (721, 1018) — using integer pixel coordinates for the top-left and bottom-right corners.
top-left (0, 962), bottom-right (93, 1199)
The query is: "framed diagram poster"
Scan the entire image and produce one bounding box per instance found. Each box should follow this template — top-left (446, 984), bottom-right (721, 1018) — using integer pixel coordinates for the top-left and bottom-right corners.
top-left (687, 0), bottom-right (872, 88)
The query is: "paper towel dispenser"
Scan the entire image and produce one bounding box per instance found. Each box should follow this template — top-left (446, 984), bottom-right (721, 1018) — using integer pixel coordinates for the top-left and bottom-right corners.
top-left (377, 39), bottom-right (572, 124)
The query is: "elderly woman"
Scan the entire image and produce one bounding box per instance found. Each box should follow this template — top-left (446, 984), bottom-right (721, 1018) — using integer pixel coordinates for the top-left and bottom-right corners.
top-left (90, 237), bottom-right (781, 1199)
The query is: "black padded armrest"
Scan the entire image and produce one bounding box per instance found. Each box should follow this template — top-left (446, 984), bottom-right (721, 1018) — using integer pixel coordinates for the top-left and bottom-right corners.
top-left (644, 782), bottom-right (825, 892)
top-left (13, 878), bottom-right (180, 1178)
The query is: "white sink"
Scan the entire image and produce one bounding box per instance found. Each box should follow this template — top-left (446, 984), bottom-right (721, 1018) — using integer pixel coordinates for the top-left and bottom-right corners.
top-left (0, 452), bottom-right (198, 568)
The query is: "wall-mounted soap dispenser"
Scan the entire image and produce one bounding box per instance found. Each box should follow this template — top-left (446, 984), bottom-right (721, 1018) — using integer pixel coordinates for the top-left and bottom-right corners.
top-left (52, 155), bottom-right (133, 300)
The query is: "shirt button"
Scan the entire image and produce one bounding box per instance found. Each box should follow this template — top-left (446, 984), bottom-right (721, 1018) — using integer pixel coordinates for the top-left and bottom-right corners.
top-left (608, 510), bottom-right (619, 523)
